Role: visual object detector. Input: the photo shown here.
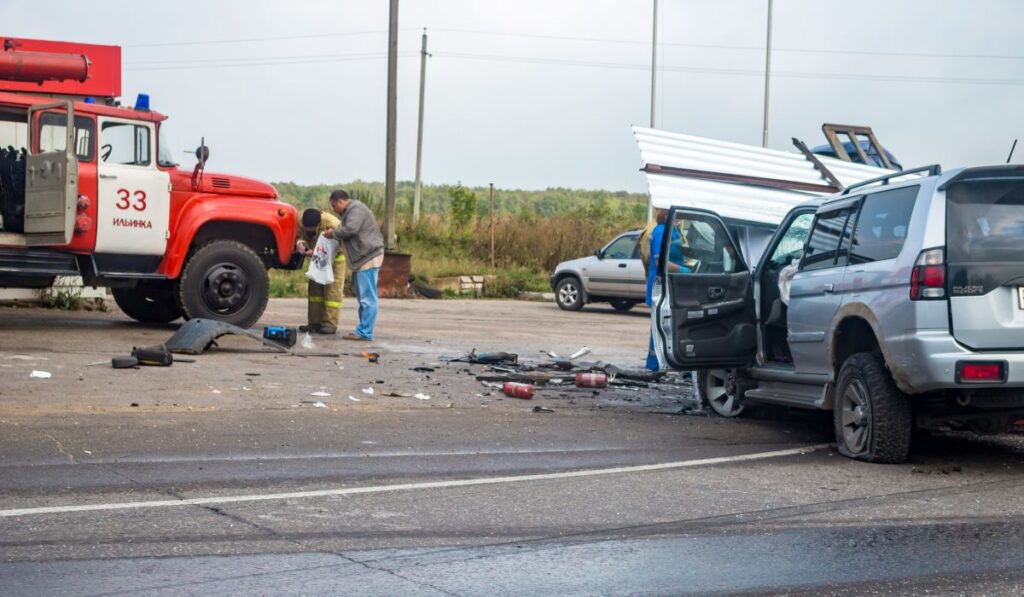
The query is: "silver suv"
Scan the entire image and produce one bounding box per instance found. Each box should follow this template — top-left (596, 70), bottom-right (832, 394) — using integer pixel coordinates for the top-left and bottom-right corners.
top-left (551, 230), bottom-right (646, 312)
top-left (653, 164), bottom-right (1024, 463)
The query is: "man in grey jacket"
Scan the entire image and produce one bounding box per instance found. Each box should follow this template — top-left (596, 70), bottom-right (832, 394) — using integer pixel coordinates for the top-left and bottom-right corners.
top-left (324, 189), bottom-right (385, 341)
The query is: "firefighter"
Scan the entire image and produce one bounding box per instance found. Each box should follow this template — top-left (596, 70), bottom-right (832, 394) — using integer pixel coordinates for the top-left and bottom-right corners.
top-left (296, 208), bottom-right (346, 334)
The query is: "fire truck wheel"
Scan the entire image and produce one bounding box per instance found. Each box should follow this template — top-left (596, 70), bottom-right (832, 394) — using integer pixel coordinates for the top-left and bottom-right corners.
top-left (177, 240), bottom-right (269, 328)
top-left (112, 282), bottom-right (183, 324)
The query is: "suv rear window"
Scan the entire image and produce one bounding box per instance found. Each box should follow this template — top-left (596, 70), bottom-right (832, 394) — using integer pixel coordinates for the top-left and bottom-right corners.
top-left (849, 186), bottom-right (918, 264)
top-left (946, 180), bottom-right (1024, 263)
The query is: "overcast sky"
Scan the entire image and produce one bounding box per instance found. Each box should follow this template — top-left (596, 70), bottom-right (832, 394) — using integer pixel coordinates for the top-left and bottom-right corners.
top-left (5, 0), bottom-right (1023, 192)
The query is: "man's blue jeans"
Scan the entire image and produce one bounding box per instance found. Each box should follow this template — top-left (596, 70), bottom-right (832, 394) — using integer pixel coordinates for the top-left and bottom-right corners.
top-left (353, 267), bottom-right (379, 340)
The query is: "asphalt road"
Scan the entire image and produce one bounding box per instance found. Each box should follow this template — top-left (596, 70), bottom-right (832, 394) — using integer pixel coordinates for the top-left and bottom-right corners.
top-left (2, 298), bottom-right (1024, 595)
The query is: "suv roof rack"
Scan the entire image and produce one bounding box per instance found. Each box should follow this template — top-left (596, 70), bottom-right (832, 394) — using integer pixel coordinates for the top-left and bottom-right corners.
top-left (841, 164), bottom-right (942, 195)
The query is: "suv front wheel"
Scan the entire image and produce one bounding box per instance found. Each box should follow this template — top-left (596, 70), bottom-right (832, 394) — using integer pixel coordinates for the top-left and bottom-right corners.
top-left (697, 369), bottom-right (747, 417)
top-left (834, 352), bottom-right (912, 464)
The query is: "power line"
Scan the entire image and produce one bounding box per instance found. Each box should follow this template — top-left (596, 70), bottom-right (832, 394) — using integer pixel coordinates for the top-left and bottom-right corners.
top-left (124, 54), bottom-right (418, 72)
top-left (123, 29), bottom-right (418, 48)
top-left (435, 51), bottom-right (1024, 86)
top-left (125, 51), bottom-right (397, 66)
top-left (432, 26), bottom-right (1024, 61)
top-left (121, 26), bottom-right (1024, 61)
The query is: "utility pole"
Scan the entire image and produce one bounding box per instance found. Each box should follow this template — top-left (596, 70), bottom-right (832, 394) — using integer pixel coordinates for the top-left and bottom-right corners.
top-left (761, 0), bottom-right (773, 148)
top-left (650, 0), bottom-right (658, 129)
top-left (383, 0), bottom-right (399, 249)
top-left (648, 0), bottom-right (658, 220)
top-left (412, 29), bottom-right (429, 225)
top-left (489, 183), bottom-right (495, 269)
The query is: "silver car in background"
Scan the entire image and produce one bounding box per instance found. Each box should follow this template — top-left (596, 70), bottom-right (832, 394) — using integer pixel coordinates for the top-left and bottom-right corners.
top-left (550, 229), bottom-right (647, 312)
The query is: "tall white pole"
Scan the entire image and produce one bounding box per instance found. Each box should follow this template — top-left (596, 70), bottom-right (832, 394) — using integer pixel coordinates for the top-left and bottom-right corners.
top-left (761, 0), bottom-right (773, 148)
top-left (648, 0), bottom-right (658, 220)
top-left (412, 29), bottom-right (428, 225)
top-left (650, 0), bottom-right (658, 129)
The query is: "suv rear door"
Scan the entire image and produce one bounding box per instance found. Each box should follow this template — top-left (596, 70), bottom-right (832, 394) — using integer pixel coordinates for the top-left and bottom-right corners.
top-left (944, 171), bottom-right (1024, 349)
top-left (788, 201), bottom-right (858, 376)
top-left (656, 208), bottom-right (756, 369)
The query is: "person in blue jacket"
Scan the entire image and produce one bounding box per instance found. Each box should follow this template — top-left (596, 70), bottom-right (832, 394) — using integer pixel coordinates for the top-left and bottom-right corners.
top-left (645, 209), bottom-right (690, 371)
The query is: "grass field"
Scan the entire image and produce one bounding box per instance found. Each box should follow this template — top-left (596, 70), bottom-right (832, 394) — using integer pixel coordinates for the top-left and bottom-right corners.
top-left (271, 182), bottom-right (648, 298)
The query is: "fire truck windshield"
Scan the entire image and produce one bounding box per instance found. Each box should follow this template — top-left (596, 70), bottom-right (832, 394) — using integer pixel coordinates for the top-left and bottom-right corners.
top-left (157, 124), bottom-right (178, 167)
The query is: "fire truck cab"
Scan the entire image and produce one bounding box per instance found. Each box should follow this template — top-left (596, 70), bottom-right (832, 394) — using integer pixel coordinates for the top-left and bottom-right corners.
top-left (0, 37), bottom-right (299, 327)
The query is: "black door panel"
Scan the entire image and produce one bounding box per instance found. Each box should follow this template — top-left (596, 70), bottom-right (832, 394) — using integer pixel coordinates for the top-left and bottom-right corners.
top-left (665, 271), bottom-right (756, 368)
top-left (656, 207), bottom-right (757, 370)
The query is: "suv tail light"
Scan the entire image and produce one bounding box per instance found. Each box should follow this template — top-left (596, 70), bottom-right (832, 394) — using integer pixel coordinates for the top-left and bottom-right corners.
top-left (910, 248), bottom-right (946, 300)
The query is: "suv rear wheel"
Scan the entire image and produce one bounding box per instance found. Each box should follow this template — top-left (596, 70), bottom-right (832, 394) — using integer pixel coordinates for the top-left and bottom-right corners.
top-left (176, 240), bottom-right (269, 328)
top-left (697, 369), bottom-right (746, 417)
top-left (834, 352), bottom-right (912, 463)
top-left (555, 277), bottom-right (585, 311)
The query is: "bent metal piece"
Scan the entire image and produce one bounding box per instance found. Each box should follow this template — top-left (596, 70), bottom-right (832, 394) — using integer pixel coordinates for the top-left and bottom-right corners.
top-left (165, 318), bottom-right (291, 355)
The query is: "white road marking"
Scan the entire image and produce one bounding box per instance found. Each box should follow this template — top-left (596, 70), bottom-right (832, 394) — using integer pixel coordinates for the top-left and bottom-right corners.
top-left (0, 444), bottom-right (831, 518)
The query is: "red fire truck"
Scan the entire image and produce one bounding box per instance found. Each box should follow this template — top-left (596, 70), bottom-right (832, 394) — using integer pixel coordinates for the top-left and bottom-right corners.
top-left (0, 37), bottom-right (299, 327)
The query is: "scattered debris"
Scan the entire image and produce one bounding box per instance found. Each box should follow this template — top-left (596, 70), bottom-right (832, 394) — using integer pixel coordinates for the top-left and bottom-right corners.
top-left (412, 366), bottom-right (436, 373)
top-left (111, 356), bottom-right (139, 369)
top-left (132, 345), bottom-right (174, 366)
top-left (575, 372), bottom-right (608, 389)
top-left (362, 387), bottom-right (375, 396)
top-left (312, 401), bottom-right (327, 408)
top-left (29, 370), bottom-right (51, 379)
top-left (362, 351), bottom-right (380, 363)
top-left (348, 396), bottom-right (361, 402)
top-left (414, 392), bottom-right (431, 400)
top-left (130, 402), bottom-right (139, 407)
top-left (310, 390), bottom-right (331, 397)
top-left (503, 382), bottom-right (535, 399)
top-left (384, 391), bottom-right (413, 398)
top-left (532, 406), bottom-right (555, 413)
top-left (166, 318), bottom-right (292, 355)
top-left (300, 332), bottom-right (315, 350)
top-left (262, 325), bottom-right (298, 347)
top-left (443, 349), bottom-right (518, 366)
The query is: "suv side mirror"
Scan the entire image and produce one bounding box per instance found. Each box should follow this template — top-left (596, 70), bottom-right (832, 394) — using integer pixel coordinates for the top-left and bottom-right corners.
top-left (195, 144), bottom-right (210, 166)
top-left (594, 249), bottom-right (604, 259)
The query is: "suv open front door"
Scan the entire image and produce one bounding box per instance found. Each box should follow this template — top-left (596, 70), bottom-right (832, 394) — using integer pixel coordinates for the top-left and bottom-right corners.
top-left (655, 208), bottom-right (757, 369)
top-left (26, 101), bottom-right (77, 246)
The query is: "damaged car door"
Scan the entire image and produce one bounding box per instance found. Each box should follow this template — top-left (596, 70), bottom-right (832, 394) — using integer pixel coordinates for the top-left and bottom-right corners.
top-left (655, 208), bottom-right (756, 369)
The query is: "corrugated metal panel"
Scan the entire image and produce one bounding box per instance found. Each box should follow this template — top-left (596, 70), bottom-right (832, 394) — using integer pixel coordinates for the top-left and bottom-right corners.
top-left (646, 172), bottom-right (816, 225)
top-left (633, 126), bottom-right (896, 224)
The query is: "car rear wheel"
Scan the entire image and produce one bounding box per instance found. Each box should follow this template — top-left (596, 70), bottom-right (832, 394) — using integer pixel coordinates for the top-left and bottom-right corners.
top-left (609, 299), bottom-right (637, 312)
top-left (112, 281), bottom-right (183, 324)
top-left (697, 369), bottom-right (746, 417)
top-left (555, 277), bottom-right (585, 311)
top-left (834, 352), bottom-right (913, 463)
top-left (176, 240), bottom-right (269, 328)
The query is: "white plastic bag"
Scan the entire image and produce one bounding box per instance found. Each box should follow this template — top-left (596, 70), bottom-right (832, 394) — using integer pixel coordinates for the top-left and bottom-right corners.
top-left (305, 234), bottom-right (340, 285)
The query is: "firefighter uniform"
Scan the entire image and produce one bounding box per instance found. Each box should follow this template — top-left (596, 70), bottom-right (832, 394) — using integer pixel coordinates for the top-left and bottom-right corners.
top-left (299, 210), bottom-right (346, 332)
